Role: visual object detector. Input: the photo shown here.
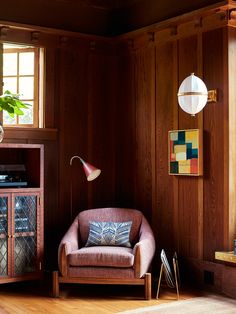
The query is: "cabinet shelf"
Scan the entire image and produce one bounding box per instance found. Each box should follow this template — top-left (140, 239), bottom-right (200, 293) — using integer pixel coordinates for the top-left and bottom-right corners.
top-left (0, 144), bottom-right (43, 189)
top-left (0, 182), bottom-right (28, 188)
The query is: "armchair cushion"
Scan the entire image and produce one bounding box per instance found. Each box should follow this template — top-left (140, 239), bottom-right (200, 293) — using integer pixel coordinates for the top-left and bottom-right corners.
top-left (85, 221), bottom-right (132, 247)
top-left (68, 246), bottom-right (134, 267)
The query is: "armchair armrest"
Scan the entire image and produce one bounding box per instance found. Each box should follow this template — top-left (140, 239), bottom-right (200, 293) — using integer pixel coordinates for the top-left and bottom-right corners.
top-left (58, 217), bottom-right (79, 276)
top-left (133, 216), bottom-right (156, 278)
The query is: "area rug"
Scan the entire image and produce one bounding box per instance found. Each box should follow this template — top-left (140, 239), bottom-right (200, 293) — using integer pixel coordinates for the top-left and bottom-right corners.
top-left (118, 294), bottom-right (236, 314)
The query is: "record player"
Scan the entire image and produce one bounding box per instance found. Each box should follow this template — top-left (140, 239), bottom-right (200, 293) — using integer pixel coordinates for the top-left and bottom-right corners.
top-left (0, 164), bottom-right (28, 187)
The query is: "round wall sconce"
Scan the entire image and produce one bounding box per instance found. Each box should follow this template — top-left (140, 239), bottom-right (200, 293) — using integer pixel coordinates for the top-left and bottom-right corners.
top-left (177, 73), bottom-right (217, 116)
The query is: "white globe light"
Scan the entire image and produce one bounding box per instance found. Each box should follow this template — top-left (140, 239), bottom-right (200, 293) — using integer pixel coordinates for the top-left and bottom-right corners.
top-left (177, 73), bottom-right (208, 116)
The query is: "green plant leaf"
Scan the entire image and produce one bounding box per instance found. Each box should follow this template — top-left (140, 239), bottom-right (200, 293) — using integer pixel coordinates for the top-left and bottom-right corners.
top-left (3, 90), bottom-right (11, 95)
top-left (15, 99), bottom-right (30, 109)
top-left (13, 107), bottom-right (24, 115)
top-left (0, 90), bottom-right (30, 117)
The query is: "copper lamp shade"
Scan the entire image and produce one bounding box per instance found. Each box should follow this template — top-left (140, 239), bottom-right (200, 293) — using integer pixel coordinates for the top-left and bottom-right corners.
top-left (79, 157), bottom-right (101, 181)
top-left (69, 156), bottom-right (101, 181)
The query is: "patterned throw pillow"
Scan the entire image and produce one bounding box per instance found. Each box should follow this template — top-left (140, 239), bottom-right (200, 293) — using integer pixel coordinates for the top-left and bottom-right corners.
top-left (85, 221), bottom-right (132, 247)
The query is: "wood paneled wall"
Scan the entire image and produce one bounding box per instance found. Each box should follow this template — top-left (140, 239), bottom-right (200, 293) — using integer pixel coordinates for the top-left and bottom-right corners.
top-left (52, 42), bottom-right (118, 266)
top-left (177, 35), bottom-right (205, 261)
top-left (1, 2), bottom-right (236, 295)
top-left (58, 46), bottom-right (118, 227)
top-left (115, 7), bottom-right (236, 292)
top-left (1, 25), bottom-right (117, 268)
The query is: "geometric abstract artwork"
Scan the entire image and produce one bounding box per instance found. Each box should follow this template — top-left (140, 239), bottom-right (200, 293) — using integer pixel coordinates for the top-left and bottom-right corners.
top-left (168, 129), bottom-right (203, 176)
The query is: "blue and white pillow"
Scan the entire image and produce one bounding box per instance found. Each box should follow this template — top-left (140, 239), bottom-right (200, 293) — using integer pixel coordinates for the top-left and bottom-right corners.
top-left (85, 221), bottom-right (132, 247)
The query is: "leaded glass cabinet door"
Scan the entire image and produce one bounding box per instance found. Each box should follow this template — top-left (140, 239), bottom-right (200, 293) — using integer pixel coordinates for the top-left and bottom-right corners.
top-left (13, 194), bottom-right (38, 276)
top-left (0, 196), bottom-right (9, 277)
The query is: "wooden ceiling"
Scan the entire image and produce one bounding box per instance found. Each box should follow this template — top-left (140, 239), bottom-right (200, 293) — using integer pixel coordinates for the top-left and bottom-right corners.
top-left (53, 0), bottom-right (141, 10)
top-left (51, 0), bottom-right (224, 35)
top-left (53, 0), bottom-right (222, 12)
top-left (0, 0), bottom-right (226, 36)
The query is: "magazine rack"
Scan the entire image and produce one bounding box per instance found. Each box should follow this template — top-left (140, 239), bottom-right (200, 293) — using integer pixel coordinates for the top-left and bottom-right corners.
top-left (156, 250), bottom-right (180, 300)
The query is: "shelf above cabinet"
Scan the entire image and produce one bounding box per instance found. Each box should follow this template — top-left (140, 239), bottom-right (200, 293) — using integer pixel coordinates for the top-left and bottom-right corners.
top-left (0, 144), bottom-right (44, 189)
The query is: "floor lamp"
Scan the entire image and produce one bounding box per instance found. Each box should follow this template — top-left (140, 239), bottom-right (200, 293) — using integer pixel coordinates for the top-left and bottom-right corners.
top-left (69, 156), bottom-right (101, 221)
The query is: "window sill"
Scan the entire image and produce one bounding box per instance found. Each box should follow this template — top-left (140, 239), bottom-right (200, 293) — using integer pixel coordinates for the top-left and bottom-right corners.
top-left (3, 127), bottom-right (58, 141)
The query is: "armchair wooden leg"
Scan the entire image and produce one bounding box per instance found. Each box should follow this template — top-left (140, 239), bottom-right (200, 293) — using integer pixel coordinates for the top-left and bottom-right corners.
top-left (52, 271), bottom-right (59, 298)
top-left (145, 273), bottom-right (152, 300)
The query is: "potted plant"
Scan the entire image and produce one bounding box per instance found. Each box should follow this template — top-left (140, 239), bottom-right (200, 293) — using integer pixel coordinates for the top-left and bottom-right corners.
top-left (0, 90), bottom-right (30, 142)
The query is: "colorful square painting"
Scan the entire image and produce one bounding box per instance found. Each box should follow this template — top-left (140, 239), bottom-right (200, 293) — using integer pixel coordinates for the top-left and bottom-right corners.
top-left (168, 129), bottom-right (202, 176)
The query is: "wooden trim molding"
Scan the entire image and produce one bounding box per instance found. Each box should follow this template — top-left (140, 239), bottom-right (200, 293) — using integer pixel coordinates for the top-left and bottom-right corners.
top-left (0, 20), bottom-right (110, 42)
top-left (3, 128), bottom-right (58, 141)
top-left (0, 20), bottom-right (114, 52)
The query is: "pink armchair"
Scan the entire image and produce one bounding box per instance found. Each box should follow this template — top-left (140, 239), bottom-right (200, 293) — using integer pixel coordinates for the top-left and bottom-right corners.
top-left (53, 207), bottom-right (156, 299)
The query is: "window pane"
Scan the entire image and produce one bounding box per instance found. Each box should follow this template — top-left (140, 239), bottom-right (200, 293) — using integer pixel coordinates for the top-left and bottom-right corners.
top-left (19, 77), bottom-right (34, 99)
top-left (19, 52), bottom-right (34, 75)
top-left (3, 77), bottom-right (17, 94)
top-left (19, 101), bottom-right (33, 124)
top-left (3, 111), bottom-right (17, 125)
top-left (3, 53), bottom-right (17, 76)
top-left (2, 43), bottom-right (42, 128)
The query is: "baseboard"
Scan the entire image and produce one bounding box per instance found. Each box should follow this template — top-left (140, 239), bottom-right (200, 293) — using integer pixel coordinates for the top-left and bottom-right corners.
top-left (179, 257), bottom-right (236, 299)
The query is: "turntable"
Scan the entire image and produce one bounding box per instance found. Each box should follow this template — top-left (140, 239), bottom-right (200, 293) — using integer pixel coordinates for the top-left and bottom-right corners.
top-left (0, 164), bottom-right (28, 187)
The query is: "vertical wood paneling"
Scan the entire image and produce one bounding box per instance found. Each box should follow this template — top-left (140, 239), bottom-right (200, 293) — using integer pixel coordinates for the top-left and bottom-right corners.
top-left (155, 41), bottom-right (176, 251)
top-left (222, 27), bottom-right (229, 251)
top-left (134, 47), bottom-right (155, 220)
top-left (44, 47), bottom-right (57, 128)
top-left (228, 27), bottom-right (236, 250)
top-left (50, 23), bottom-right (236, 277)
top-left (29, 139), bottom-right (59, 269)
top-left (5, 13), bottom-right (236, 281)
top-left (197, 33), bottom-right (204, 260)
top-left (178, 36), bottom-right (199, 128)
top-left (115, 52), bottom-right (136, 208)
top-left (58, 46), bottom-right (118, 236)
top-left (87, 52), bottom-right (117, 209)
top-left (178, 35), bottom-right (200, 259)
top-left (172, 41), bottom-right (180, 254)
top-left (58, 47), bottom-right (89, 232)
top-left (115, 26), bottom-right (235, 267)
top-left (37, 41), bottom-right (118, 268)
top-left (203, 28), bottom-right (225, 260)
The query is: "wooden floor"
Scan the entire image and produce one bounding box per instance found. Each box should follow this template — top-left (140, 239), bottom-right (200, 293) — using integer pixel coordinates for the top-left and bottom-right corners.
top-left (0, 280), bottom-right (202, 314)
